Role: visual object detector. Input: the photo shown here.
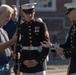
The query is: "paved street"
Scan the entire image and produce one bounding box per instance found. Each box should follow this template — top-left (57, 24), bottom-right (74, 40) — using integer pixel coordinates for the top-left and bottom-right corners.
top-left (11, 71), bottom-right (67, 75)
top-left (11, 65), bottom-right (67, 75)
top-left (11, 69), bottom-right (67, 75)
top-left (46, 65), bottom-right (67, 75)
top-left (47, 71), bottom-right (66, 75)
top-left (46, 58), bottom-right (69, 75)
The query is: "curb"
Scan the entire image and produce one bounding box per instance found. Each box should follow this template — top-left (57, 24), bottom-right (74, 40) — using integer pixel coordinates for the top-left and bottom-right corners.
top-left (47, 65), bottom-right (68, 72)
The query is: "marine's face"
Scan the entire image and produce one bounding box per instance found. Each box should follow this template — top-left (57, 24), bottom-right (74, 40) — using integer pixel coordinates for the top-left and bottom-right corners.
top-left (67, 10), bottom-right (75, 21)
top-left (22, 11), bottom-right (35, 22)
top-left (67, 9), bottom-right (76, 22)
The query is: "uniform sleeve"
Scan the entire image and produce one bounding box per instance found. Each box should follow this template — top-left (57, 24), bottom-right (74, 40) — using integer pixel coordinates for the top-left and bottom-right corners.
top-left (60, 34), bottom-right (71, 49)
top-left (63, 47), bottom-right (76, 58)
top-left (35, 23), bottom-right (50, 64)
top-left (60, 35), bottom-right (74, 58)
top-left (60, 26), bottom-right (76, 58)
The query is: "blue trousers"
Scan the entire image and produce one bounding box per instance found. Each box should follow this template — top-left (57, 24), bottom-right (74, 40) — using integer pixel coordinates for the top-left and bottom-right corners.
top-left (0, 63), bottom-right (10, 75)
top-left (8, 58), bottom-right (14, 69)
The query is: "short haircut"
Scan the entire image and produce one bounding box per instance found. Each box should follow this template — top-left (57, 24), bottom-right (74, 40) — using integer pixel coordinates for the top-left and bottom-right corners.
top-left (11, 5), bottom-right (18, 13)
top-left (0, 4), bottom-right (14, 15)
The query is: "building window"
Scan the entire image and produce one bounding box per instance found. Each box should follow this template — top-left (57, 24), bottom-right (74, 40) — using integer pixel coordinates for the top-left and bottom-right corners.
top-left (1, 0), bottom-right (6, 4)
top-left (72, 0), bottom-right (76, 3)
top-left (30, 0), bottom-right (56, 12)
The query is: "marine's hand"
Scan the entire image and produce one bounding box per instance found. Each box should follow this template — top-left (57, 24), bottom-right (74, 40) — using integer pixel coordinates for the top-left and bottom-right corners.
top-left (56, 48), bottom-right (64, 55)
top-left (23, 60), bottom-right (38, 68)
top-left (23, 60), bottom-right (32, 67)
top-left (12, 52), bottom-right (20, 60)
top-left (40, 41), bottom-right (52, 48)
top-left (50, 42), bottom-right (60, 50)
top-left (30, 60), bottom-right (38, 67)
top-left (52, 43), bottom-right (63, 55)
top-left (56, 48), bottom-right (65, 59)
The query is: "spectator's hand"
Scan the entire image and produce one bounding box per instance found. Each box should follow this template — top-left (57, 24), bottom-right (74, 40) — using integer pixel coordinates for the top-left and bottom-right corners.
top-left (40, 41), bottom-right (53, 48)
top-left (13, 63), bottom-right (20, 75)
top-left (17, 70), bottom-right (20, 75)
top-left (12, 52), bottom-right (20, 60)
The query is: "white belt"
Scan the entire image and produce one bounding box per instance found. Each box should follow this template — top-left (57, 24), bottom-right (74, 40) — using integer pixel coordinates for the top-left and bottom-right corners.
top-left (22, 46), bottom-right (39, 50)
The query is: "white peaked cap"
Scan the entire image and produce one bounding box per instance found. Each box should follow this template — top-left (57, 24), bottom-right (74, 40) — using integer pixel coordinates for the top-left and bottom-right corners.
top-left (21, 3), bottom-right (37, 10)
top-left (64, 3), bottom-right (76, 9)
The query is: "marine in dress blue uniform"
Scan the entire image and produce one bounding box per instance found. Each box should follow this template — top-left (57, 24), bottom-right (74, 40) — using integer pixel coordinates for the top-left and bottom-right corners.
top-left (19, 3), bottom-right (50, 75)
top-left (59, 3), bottom-right (76, 75)
top-left (40, 3), bottom-right (76, 74)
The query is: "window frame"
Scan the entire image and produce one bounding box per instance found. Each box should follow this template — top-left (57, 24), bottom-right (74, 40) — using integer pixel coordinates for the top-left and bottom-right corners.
top-left (30, 0), bottom-right (56, 12)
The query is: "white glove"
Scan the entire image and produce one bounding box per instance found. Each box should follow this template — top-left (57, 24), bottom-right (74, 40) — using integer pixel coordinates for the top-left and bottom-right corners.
top-left (53, 42), bottom-right (60, 50)
top-left (50, 42), bottom-right (60, 50)
top-left (51, 42), bottom-right (65, 60)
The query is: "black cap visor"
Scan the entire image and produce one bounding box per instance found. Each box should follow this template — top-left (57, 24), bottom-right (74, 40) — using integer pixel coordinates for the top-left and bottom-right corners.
top-left (22, 9), bottom-right (35, 14)
top-left (66, 8), bottom-right (74, 15)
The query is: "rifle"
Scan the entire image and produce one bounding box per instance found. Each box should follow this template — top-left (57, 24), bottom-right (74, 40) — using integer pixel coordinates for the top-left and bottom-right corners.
top-left (15, 1), bottom-right (21, 75)
top-left (0, 0), bottom-right (1, 6)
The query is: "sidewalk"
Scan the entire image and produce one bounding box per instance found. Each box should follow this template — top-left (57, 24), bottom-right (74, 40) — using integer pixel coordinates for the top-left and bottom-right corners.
top-left (47, 57), bottom-right (70, 65)
top-left (47, 65), bottom-right (68, 72)
top-left (47, 57), bottom-right (69, 74)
